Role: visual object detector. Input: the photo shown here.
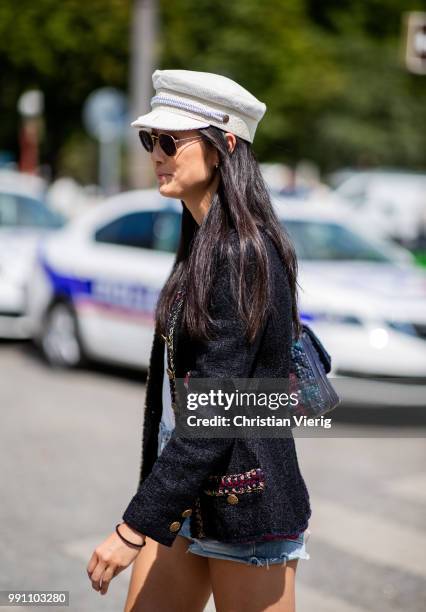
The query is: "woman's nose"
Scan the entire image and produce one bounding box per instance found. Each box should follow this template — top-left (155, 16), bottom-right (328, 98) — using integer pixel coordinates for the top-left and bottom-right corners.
top-left (151, 139), bottom-right (166, 162)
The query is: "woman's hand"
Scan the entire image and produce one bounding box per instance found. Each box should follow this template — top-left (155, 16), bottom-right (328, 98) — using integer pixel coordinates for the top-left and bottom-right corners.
top-left (86, 524), bottom-right (146, 596)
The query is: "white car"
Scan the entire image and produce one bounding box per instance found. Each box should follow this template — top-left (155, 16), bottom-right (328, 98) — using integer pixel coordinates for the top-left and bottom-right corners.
top-left (0, 182), bottom-right (65, 338)
top-left (330, 169), bottom-right (426, 247)
top-left (27, 189), bottom-right (181, 367)
top-left (27, 190), bottom-right (426, 404)
top-left (275, 201), bottom-right (426, 406)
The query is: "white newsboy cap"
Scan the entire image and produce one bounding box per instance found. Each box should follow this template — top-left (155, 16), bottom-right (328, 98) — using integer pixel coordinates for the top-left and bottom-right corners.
top-left (131, 69), bottom-right (267, 143)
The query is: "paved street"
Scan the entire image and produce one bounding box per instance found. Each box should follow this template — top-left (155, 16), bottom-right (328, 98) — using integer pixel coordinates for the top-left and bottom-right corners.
top-left (1, 340), bottom-right (425, 611)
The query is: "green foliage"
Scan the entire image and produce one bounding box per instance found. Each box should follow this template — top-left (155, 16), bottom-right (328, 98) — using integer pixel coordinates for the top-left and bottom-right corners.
top-left (160, 0), bottom-right (344, 164)
top-left (0, 0), bottom-right (130, 178)
top-left (0, 0), bottom-right (424, 181)
top-left (159, 0), bottom-right (426, 171)
top-left (55, 130), bottom-right (97, 184)
top-left (304, 0), bottom-right (426, 170)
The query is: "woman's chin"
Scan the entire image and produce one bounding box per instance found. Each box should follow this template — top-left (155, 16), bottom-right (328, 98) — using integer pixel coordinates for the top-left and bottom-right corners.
top-left (158, 182), bottom-right (169, 193)
top-left (158, 182), bottom-right (179, 198)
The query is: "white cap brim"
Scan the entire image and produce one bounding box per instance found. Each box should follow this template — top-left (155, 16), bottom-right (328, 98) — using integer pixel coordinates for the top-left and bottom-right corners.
top-left (131, 108), bottom-right (210, 131)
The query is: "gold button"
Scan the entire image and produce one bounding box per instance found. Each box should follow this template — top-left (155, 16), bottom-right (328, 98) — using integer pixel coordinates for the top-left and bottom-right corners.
top-left (181, 508), bottom-right (192, 518)
top-left (167, 368), bottom-right (175, 379)
top-left (169, 521), bottom-right (181, 532)
top-left (227, 494), bottom-right (239, 505)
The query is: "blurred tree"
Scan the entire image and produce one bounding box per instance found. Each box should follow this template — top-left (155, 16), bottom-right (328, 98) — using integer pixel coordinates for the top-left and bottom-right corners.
top-left (0, 0), bottom-right (424, 181)
top-left (159, 0), bottom-right (344, 165)
top-left (159, 0), bottom-right (426, 171)
top-left (0, 0), bottom-right (130, 180)
top-left (56, 131), bottom-right (97, 184)
top-left (305, 0), bottom-right (426, 170)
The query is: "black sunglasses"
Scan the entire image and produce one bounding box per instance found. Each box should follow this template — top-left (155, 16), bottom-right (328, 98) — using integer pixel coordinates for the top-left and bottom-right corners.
top-left (138, 129), bottom-right (202, 156)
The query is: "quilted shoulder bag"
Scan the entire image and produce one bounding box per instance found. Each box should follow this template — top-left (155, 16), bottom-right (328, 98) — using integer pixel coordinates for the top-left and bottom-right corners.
top-left (288, 322), bottom-right (341, 421)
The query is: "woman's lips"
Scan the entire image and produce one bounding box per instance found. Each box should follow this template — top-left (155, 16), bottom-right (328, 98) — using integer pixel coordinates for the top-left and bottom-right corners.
top-left (156, 173), bottom-right (171, 179)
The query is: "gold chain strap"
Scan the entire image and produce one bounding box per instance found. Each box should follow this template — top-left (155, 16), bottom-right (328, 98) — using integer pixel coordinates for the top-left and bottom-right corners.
top-left (161, 289), bottom-right (185, 414)
top-left (161, 288), bottom-right (206, 538)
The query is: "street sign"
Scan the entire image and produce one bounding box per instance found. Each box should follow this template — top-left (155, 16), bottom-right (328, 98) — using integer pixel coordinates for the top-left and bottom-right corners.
top-left (82, 88), bottom-right (129, 195)
top-left (83, 88), bottom-right (128, 143)
top-left (404, 12), bottom-right (426, 75)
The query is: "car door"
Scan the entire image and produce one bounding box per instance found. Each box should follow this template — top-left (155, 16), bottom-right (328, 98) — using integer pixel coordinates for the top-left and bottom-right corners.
top-left (76, 208), bottom-right (180, 369)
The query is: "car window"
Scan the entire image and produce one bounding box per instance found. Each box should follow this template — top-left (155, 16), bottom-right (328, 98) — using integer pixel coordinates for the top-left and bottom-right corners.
top-left (17, 196), bottom-right (65, 228)
top-left (0, 193), bottom-right (64, 228)
top-left (94, 210), bottom-right (181, 252)
top-left (283, 220), bottom-right (392, 262)
top-left (0, 193), bottom-right (19, 225)
top-left (152, 211), bottom-right (181, 252)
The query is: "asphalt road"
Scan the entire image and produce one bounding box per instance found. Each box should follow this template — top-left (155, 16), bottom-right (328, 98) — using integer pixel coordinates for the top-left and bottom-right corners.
top-left (1, 340), bottom-right (425, 612)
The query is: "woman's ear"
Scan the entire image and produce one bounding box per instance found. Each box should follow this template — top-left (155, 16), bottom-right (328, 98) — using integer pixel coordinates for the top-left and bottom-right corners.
top-left (225, 132), bottom-right (236, 154)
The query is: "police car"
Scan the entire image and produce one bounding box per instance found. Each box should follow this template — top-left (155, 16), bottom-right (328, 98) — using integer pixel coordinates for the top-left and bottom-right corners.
top-left (27, 190), bottom-right (426, 397)
top-left (27, 190), bottom-right (180, 368)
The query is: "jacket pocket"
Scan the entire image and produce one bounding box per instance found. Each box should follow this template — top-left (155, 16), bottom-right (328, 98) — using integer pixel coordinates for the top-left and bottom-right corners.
top-left (196, 467), bottom-right (267, 540)
top-left (202, 467), bottom-right (266, 498)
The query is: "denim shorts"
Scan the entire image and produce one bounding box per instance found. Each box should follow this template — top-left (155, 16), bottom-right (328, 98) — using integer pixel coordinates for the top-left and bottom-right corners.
top-left (157, 420), bottom-right (311, 568)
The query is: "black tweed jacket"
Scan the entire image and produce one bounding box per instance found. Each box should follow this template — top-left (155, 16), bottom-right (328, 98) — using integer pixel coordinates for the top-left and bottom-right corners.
top-left (122, 228), bottom-right (312, 547)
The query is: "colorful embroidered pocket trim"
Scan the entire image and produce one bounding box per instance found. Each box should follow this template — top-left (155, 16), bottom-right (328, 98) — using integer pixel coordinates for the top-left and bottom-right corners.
top-left (203, 467), bottom-right (265, 496)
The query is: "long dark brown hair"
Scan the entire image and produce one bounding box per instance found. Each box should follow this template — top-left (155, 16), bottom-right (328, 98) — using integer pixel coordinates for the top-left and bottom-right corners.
top-left (155, 125), bottom-right (302, 343)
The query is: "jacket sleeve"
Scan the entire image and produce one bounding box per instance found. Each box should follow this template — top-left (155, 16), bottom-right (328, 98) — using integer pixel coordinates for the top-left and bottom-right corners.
top-left (121, 239), bottom-right (268, 546)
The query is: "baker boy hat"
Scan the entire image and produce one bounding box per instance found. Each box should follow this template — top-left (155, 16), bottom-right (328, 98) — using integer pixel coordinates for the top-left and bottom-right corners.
top-left (131, 69), bottom-right (267, 143)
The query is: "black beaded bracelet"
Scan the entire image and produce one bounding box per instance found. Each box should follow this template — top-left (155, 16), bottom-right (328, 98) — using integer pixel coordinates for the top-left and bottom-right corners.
top-left (115, 523), bottom-right (146, 549)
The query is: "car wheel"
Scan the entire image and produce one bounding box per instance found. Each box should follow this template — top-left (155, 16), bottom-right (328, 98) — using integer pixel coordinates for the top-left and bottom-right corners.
top-left (41, 302), bottom-right (85, 368)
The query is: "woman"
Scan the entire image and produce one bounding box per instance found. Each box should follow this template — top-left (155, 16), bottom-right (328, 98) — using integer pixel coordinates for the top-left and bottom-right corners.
top-left (87, 69), bottom-right (311, 612)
